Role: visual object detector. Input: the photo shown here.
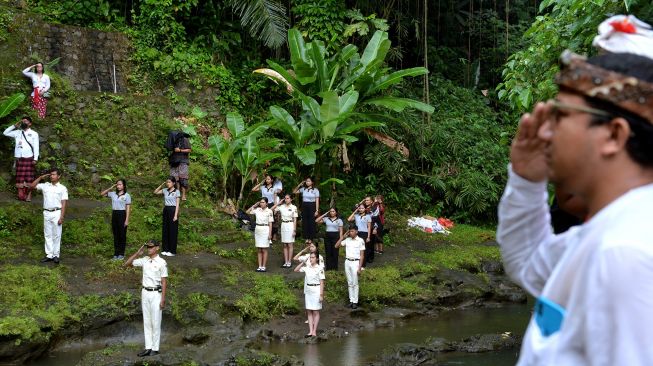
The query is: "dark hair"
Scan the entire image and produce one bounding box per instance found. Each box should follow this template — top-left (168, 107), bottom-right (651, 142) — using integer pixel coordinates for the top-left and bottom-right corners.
top-left (146, 239), bottom-right (160, 247)
top-left (116, 178), bottom-right (127, 194)
top-left (264, 174), bottom-right (275, 187)
top-left (283, 193), bottom-right (292, 200)
top-left (50, 167), bottom-right (62, 176)
top-left (328, 207), bottom-right (339, 216)
top-left (167, 176), bottom-right (177, 184)
top-left (584, 53), bottom-right (653, 168)
top-left (349, 225), bottom-right (358, 231)
top-left (260, 197), bottom-right (269, 204)
top-left (22, 116), bottom-right (32, 123)
top-left (35, 62), bottom-right (45, 73)
top-left (304, 176), bottom-right (315, 187)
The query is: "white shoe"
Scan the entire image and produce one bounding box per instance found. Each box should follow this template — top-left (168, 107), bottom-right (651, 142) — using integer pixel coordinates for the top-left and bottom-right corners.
top-left (168, 253), bottom-right (176, 257)
top-left (161, 252), bottom-right (170, 256)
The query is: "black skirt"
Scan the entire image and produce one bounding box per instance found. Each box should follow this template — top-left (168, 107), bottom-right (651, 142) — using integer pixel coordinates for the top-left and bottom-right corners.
top-left (301, 201), bottom-right (317, 239)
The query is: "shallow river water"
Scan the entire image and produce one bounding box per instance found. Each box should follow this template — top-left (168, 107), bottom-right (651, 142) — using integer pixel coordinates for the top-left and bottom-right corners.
top-left (262, 303), bottom-right (531, 366)
top-left (27, 303), bottom-right (531, 365)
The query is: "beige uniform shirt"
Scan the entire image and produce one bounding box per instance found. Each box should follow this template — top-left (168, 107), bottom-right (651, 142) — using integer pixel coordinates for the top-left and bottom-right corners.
top-left (133, 255), bottom-right (168, 287)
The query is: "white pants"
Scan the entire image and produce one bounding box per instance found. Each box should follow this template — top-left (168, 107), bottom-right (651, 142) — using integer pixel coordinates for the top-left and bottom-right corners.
top-left (345, 259), bottom-right (360, 304)
top-left (43, 210), bottom-right (62, 258)
top-left (142, 289), bottom-right (162, 351)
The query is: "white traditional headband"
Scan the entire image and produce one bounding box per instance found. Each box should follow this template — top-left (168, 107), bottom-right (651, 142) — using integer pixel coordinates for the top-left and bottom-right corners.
top-left (592, 15), bottom-right (653, 60)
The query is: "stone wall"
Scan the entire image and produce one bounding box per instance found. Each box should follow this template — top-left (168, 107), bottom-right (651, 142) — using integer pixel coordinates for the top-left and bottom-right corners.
top-left (6, 11), bottom-right (131, 93)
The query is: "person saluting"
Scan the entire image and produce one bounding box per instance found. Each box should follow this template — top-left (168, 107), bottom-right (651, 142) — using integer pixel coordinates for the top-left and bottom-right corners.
top-left (124, 239), bottom-right (168, 357)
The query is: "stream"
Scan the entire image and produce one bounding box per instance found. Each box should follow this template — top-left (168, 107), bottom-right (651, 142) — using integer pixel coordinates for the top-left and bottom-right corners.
top-left (261, 303), bottom-right (531, 365)
top-left (26, 303), bottom-right (530, 365)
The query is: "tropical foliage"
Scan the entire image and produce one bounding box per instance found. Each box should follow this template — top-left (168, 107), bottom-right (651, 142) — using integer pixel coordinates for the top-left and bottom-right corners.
top-left (497, 0), bottom-right (653, 113)
top-left (261, 28), bottom-right (433, 173)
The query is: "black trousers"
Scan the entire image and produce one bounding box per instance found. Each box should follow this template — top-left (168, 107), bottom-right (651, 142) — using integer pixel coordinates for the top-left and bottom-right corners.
top-left (301, 201), bottom-right (317, 239)
top-left (358, 231), bottom-right (374, 266)
top-left (162, 206), bottom-right (179, 254)
top-left (325, 231), bottom-right (340, 270)
top-left (111, 210), bottom-right (127, 256)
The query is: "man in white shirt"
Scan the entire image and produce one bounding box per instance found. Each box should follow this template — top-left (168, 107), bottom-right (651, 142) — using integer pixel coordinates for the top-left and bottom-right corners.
top-left (31, 168), bottom-right (68, 264)
top-left (125, 239), bottom-right (168, 357)
top-left (335, 227), bottom-right (365, 309)
top-left (497, 21), bottom-right (653, 365)
top-left (3, 116), bottom-right (39, 201)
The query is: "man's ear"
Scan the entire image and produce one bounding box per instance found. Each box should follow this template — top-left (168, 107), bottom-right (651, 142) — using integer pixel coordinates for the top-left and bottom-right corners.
top-left (599, 117), bottom-right (631, 157)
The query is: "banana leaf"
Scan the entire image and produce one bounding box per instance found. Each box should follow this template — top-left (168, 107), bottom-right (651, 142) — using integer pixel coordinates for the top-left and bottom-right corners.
top-left (0, 93), bottom-right (26, 119)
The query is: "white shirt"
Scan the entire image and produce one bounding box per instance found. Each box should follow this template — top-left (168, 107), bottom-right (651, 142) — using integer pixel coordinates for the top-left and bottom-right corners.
top-left (23, 67), bottom-right (51, 96)
top-left (301, 264), bottom-right (325, 286)
top-left (253, 207), bottom-right (274, 225)
top-left (497, 166), bottom-right (653, 366)
top-left (36, 182), bottom-right (68, 209)
top-left (3, 126), bottom-right (39, 160)
top-left (341, 236), bottom-right (365, 259)
top-left (133, 255), bottom-right (168, 288)
top-left (276, 204), bottom-right (298, 222)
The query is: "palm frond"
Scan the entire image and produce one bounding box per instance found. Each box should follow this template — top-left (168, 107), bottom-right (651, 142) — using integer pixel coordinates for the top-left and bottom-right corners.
top-left (229, 0), bottom-right (289, 49)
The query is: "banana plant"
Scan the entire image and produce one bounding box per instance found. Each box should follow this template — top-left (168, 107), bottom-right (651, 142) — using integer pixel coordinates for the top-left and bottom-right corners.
top-left (260, 28), bottom-right (435, 174)
top-left (234, 134), bottom-right (284, 204)
top-left (209, 112), bottom-right (275, 204)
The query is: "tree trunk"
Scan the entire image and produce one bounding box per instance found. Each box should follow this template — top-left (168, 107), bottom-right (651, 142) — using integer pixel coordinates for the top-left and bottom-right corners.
top-left (423, 0), bottom-right (430, 124)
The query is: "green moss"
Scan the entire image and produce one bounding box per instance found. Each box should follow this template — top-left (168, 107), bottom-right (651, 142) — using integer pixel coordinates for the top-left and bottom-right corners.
top-left (0, 265), bottom-right (72, 343)
top-left (360, 267), bottom-right (420, 304)
top-left (235, 274), bottom-right (299, 322)
top-left (170, 292), bottom-right (212, 324)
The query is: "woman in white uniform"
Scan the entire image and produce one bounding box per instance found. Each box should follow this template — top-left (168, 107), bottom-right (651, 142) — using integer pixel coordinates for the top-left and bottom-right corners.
top-left (272, 194), bottom-right (298, 268)
top-left (247, 197), bottom-right (274, 272)
top-left (294, 252), bottom-right (325, 337)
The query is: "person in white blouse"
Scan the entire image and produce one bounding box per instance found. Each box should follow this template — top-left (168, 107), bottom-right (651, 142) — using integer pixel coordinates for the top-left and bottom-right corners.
top-left (497, 34), bottom-right (653, 365)
top-left (22, 63), bottom-right (51, 119)
top-left (271, 194), bottom-right (298, 268)
top-left (154, 178), bottom-right (181, 257)
top-left (294, 252), bottom-right (325, 337)
top-left (247, 197), bottom-right (274, 272)
top-left (31, 168), bottom-right (68, 264)
top-left (4, 116), bottom-right (39, 201)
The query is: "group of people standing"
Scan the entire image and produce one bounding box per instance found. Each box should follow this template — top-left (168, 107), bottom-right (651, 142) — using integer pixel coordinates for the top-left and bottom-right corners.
top-left (246, 174), bottom-right (386, 273)
top-left (247, 174), bottom-right (387, 336)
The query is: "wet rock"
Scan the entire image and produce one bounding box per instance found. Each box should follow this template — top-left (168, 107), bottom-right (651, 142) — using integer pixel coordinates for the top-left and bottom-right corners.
top-left (373, 343), bottom-right (439, 366)
top-left (183, 328), bottom-right (210, 345)
top-left (91, 172), bottom-right (101, 184)
top-left (349, 308), bottom-right (369, 318)
top-left (222, 348), bottom-right (301, 366)
top-left (0, 334), bottom-right (50, 365)
top-left (453, 333), bottom-right (519, 353)
top-left (481, 259), bottom-right (503, 274)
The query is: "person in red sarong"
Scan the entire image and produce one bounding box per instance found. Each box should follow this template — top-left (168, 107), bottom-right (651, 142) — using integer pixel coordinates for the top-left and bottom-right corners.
top-left (22, 62), bottom-right (51, 119)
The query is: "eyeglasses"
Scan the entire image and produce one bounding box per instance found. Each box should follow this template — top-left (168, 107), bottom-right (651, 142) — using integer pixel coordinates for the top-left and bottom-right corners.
top-left (550, 100), bottom-right (611, 121)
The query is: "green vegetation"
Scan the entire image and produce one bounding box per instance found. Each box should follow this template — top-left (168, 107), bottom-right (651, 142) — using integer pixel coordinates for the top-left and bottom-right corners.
top-left (235, 274), bottom-right (300, 322)
top-left (498, 0), bottom-right (653, 113)
top-left (0, 265), bottom-right (71, 344)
